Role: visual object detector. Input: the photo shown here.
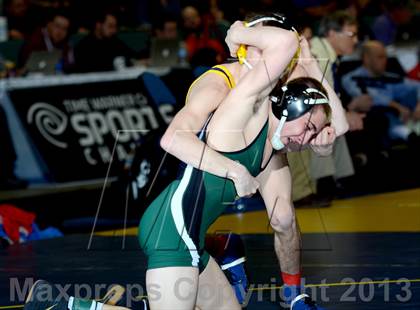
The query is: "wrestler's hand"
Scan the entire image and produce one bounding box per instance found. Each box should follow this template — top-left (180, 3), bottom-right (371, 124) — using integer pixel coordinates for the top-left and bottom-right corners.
top-left (225, 20), bottom-right (246, 58)
top-left (310, 126), bottom-right (336, 156)
top-left (228, 162), bottom-right (259, 198)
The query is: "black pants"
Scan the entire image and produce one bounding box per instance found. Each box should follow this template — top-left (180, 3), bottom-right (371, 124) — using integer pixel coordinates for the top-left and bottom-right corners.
top-left (346, 107), bottom-right (391, 157)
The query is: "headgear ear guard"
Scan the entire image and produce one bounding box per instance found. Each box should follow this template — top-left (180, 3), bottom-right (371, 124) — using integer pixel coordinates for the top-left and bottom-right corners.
top-left (270, 77), bottom-right (329, 150)
top-left (237, 13), bottom-right (301, 73)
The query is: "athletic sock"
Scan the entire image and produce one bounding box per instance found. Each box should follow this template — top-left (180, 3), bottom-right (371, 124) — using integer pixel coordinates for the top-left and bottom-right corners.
top-left (281, 272), bottom-right (302, 304)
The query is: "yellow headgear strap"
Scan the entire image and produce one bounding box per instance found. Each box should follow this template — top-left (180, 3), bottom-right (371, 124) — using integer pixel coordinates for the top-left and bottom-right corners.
top-left (284, 31), bottom-right (301, 76)
top-left (236, 17), bottom-right (301, 74)
top-left (237, 21), bottom-right (252, 68)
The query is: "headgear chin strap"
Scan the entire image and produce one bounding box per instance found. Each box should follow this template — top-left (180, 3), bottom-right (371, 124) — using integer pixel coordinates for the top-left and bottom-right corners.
top-left (271, 108), bottom-right (288, 150)
top-left (237, 13), bottom-right (300, 71)
top-left (270, 81), bottom-right (329, 150)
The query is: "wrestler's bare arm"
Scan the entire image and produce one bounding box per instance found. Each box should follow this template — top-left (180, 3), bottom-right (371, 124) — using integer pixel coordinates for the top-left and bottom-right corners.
top-left (304, 63), bottom-right (349, 136)
top-left (160, 73), bottom-right (248, 182)
top-left (209, 23), bottom-right (299, 142)
top-left (289, 38), bottom-right (349, 136)
top-left (226, 23), bottom-right (297, 111)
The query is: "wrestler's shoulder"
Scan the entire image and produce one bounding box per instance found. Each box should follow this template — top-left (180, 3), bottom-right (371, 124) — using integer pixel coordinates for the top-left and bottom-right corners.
top-left (190, 69), bottom-right (231, 94)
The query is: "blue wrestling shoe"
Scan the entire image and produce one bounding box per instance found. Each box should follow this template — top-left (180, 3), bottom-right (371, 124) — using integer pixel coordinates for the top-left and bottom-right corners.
top-left (290, 294), bottom-right (326, 310)
top-left (206, 233), bottom-right (248, 304)
top-left (221, 256), bottom-right (248, 304)
top-left (282, 285), bottom-right (326, 310)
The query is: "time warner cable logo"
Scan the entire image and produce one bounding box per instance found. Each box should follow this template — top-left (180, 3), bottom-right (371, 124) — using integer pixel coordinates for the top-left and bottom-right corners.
top-left (24, 94), bottom-right (172, 165)
top-left (27, 102), bottom-right (69, 149)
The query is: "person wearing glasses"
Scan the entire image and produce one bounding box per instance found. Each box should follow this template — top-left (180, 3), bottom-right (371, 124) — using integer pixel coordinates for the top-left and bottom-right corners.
top-left (289, 11), bottom-right (361, 207)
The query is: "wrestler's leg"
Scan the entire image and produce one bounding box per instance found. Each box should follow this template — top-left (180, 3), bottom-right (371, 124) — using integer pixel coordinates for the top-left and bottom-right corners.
top-left (272, 199), bottom-right (303, 302)
top-left (259, 163), bottom-right (302, 304)
top-left (196, 256), bottom-right (241, 310)
top-left (260, 164), bottom-right (301, 276)
top-left (273, 210), bottom-right (301, 275)
top-left (146, 266), bottom-right (199, 310)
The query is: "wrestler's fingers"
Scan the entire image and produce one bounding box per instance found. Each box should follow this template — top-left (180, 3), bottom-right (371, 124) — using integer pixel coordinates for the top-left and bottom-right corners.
top-left (326, 127), bottom-right (336, 144)
top-left (311, 128), bottom-right (326, 146)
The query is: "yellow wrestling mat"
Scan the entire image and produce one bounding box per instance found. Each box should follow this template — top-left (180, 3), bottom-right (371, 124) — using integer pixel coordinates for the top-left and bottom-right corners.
top-left (97, 188), bottom-right (420, 236)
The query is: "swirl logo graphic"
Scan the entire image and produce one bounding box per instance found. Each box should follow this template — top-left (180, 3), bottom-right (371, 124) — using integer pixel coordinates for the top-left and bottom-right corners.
top-left (27, 102), bottom-right (69, 149)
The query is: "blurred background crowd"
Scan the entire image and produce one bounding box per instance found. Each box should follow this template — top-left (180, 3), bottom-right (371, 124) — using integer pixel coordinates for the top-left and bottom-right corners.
top-left (0, 0), bottom-right (417, 75)
top-left (0, 0), bottom-right (419, 237)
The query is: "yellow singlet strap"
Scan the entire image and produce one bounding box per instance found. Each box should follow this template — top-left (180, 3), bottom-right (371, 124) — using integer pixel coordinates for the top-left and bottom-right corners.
top-left (208, 65), bottom-right (236, 89)
top-left (185, 65), bottom-right (236, 105)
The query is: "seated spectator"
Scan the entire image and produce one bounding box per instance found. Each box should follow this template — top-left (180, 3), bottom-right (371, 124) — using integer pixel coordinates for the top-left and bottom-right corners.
top-left (342, 40), bottom-right (420, 143)
top-left (17, 10), bottom-right (73, 74)
top-left (133, 14), bottom-right (182, 66)
top-left (208, 0), bottom-right (231, 38)
top-left (154, 14), bottom-right (179, 40)
top-left (3, 0), bottom-right (36, 40)
top-left (296, 23), bottom-right (313, 41)
top-left (180, 5), bottom-right (226, 65)
top-left (371, 0), bottom-right (412, 46)
top-left (73, 10), bottom-right (136, 73)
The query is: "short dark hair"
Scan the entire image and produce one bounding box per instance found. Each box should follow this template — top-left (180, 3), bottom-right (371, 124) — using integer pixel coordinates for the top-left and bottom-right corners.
top-left (318, 11), bottom-right (357, 37)
top-left (46, 9), bottom-right (71, 24)
top-left (92, 9), bottom-right (117, 28)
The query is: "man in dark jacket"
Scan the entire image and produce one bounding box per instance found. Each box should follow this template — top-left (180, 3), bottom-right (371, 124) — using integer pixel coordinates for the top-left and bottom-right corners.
top-left (73, 10), bottom-right (135, 73)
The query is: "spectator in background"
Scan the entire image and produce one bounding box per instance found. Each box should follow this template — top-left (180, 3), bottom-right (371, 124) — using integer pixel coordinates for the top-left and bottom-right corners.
top-left (73, 10), bottom-right (136, 73)
top-left (154, 14), bottom-right (179, 40)
top-left (213, 0), bottom-right (246, 22)
top-left (181, 5), bottom-right (226, 66)
top-left (3, 0), bottom-right (35, 40)
top-left (311, 11), bottom-right (366, 131)
top-left (338, 0), bottom-right (379, 42)
top-left (208, 0), bottom-right (230, 38)
top-left (342, 40), bottom-right (420, 145)
top-left (17, 10), bottom-right (73, 74)
top-left (371, 0), bottom-right (412, 46)
top-left (296, 23), bottom-right (313, 41)
top-left (289, 11), bottom-right (359, 206)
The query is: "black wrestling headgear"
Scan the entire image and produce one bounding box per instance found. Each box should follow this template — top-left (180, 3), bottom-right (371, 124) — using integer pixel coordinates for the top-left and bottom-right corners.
top-left (270, 77), bottom-right (329, 150)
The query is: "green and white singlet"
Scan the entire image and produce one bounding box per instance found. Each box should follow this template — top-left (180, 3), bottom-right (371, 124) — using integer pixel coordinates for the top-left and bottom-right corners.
top-left (138, 65), bottom-right (270, 271)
